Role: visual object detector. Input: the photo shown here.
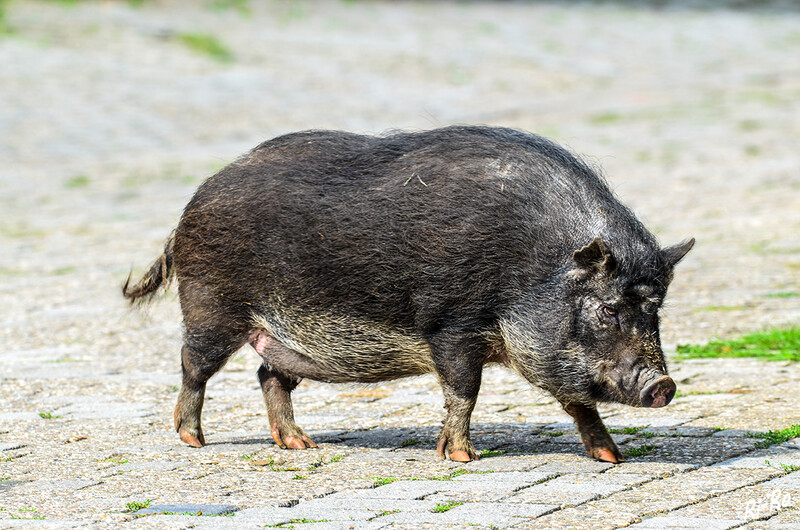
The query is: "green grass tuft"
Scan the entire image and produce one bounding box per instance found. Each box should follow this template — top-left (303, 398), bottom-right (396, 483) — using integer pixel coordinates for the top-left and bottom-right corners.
top-left (479, 449), bottom-right (507, 458)
top-left (589, 111), bottom-right (623, 124)
top-left (609, 426), bottom-right (649, 435)
top-left (432, 501), bottom-right (463, 513)
top-left (766, 460), bottom-right (800, 473)
top-left (425, 469), bottom-right (469, 481)
top-left (542, 431), bottom-right (564, 437)
top-left (65, 175), bottom-right (90, 188)
top-left (747, 425), bottom-right (800, 449)
top-left (209, 0), bottom-right (250, 15)
top-left (125, 499), bottom-right (151, 513)
top-left (176, 32), bottom-right (233, 62)
top-left (372, 476), bottom-right (398, 487)
top-left (765, 292), bottom-right (800, 299)
top-left (0, 0), bottom-right (13, 37)
top-left (676, 327), bottom-right (800, 362)
top-left (623, 444), bottom-right (656, 458)
top-left (694, 305), bottom-right (747, 312)
top-left (38, 412), bottom-right (60, 419)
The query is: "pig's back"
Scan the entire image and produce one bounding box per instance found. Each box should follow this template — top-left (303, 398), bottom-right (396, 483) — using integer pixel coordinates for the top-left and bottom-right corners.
top-left (174, 126), bottom-right (655, 337)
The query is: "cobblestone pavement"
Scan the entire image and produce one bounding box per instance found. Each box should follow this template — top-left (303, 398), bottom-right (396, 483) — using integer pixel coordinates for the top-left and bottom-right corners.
top-left (1, 1), bottom-right (799, 528)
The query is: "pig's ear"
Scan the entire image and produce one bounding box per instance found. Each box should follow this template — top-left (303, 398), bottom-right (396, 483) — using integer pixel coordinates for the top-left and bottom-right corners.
top-left (572, 237), bottom-right (618, 279)
top-left (662, 238), bottom-right (695, 268)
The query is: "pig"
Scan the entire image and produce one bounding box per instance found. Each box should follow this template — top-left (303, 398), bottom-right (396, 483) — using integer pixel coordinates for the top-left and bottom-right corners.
top-left (123, 126), bottom-right (694, 463)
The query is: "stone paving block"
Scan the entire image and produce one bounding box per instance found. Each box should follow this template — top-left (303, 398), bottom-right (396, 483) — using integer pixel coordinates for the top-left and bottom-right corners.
top-left (711, 429), bottom-right (753, 438)
top-left (0, 413), bottom-right (42, 422)
top-left (765, 471), bottom-right (800, 492)
top-left (533, 459), bottom-right (615, 474)
top-left (740, 506), bottom-right (800, 528)
top-left (0, 442), bottom-right (25, 451)
top-left (624, 436), bottom-right (758, 467)
top-left (630, 516), bottom-right (744, 529)
top-left (461, 454), bottom-right (547, 472)
top-left (134, 503), bottom-right (238, 515)
top-left (129, 515), bottom-right (243, 529)
top-left (530, 467), bottom-right (782, 528)
top-left (671, 482), bottom-right (799, 522)
top-left (544, 432), bottom-right (593, 445)
top-left (11, 479), bottom-right (102, 492)
top-left (295, 413), bottom-right (356, 426)
top-left (304, 429), bottom-right (351, 443)
top-left (55, 398), bottom-right (154, 419)
top-left (604, 462), bottom-right (696, 477)
top-left (183, 505), bottom-right (379, 527)
top-left (451, 470), bottom-right (555, 484)
top-left (116, 460), bottom-right (190, 473)
top-left (541, 422), bottom-right (577, 433)
top-left (193, 506), bottom-right (282, 528)
top-left (504, 472), bottom-right (639, 506)
top-left (419, 486), bottom-right (521, 504)
top-left (378, 501), bottom-right (555, 528)
top-left (273, 507), bottom-right (379, 525)
top-left (349, 480), bottom-right (445, 500)
top-left (525, 415), bottom-right (574, 426)
top-left (714, 449), bottom-right (800, 469)
top-left (642, 425), bottom-right (719, 437)
top-left (291, 492), bottom-right (439, 513)
top-left (424, 472), bottom-right (556, 503)
top-left (605, 415), bottom-right (698, 427)
top-left (0, 520), bottom-right (89, 528)
top-left (268, 522), bottom-right (388, 530)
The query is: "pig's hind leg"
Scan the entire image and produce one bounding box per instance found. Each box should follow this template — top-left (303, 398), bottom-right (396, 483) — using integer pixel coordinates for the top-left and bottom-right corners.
top-left (251, 332), bottom-right (317, 450)
top-left (562, 402), bottom-right (624, 463)
top-left (175, 330), bottom-right (242, 448)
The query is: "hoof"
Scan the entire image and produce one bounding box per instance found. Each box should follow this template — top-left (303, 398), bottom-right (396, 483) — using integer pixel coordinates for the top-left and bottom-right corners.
top-left (589, 446), bottom-right (624, 464)
top-left (449, 449), bottom-right (477, 462)
top-left (179, 427), bottom-right (206, 448)
top-left (436, 437), bottom-right (478, 462)
top-left (271, 424), bottom-right (317, 450)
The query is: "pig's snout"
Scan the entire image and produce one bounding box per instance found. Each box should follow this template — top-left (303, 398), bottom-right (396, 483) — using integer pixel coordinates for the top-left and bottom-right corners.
top-left (639, 376), bottom-right (676, 408)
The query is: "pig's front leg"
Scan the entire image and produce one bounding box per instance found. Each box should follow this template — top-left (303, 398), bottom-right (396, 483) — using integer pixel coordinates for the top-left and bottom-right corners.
top-left (251, 331), bottom-right (317, 450)
top-left (562, 402), bottom-right (624, 464)
top-left (257, 364), bottom-right (317, 450)
top-left (429, 333), bottom-right (487, 462)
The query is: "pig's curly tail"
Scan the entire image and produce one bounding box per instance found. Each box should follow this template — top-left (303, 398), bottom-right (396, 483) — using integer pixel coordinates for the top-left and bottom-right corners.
top-left (122, 231), bottom-right (175, 305)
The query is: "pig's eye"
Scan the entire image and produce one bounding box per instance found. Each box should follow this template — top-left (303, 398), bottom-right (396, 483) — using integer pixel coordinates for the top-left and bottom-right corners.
top-left (599, 305), bottom-right (621, 329)
top-left (597, 305), bottom-right (622, 329)
top-left (602, 306), bottom-right (617, 318)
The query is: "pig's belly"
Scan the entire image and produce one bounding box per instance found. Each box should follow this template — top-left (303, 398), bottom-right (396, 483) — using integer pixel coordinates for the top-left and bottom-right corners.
top-left (251, 309), bottom-right (435, 383)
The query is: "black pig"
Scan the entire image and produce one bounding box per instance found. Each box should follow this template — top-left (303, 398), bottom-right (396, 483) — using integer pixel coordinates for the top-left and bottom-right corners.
top-left (124, 126), bottom-right (693, 463)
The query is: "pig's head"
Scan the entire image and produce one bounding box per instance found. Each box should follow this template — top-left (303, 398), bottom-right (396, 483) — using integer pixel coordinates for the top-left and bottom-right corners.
top-left (500, 236), bottom-right (694, 409)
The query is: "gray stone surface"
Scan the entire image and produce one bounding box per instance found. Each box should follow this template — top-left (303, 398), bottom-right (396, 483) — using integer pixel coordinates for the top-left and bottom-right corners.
top-left (1, 0), bottom-right (799, 528)
top-left (630, 516), bottom-right (745, 529)
top-left (133, 503), bottom-right (237, 516)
